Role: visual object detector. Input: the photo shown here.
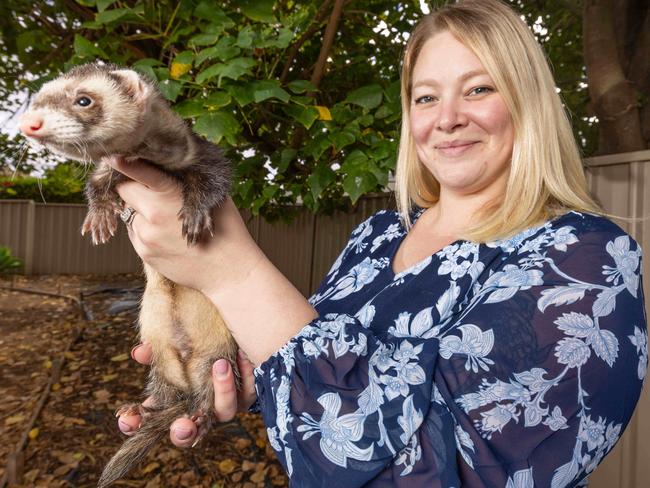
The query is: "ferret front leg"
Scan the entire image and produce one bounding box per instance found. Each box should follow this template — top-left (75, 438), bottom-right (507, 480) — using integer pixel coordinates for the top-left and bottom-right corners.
top-left (82, 157), bottom-right (128, 245)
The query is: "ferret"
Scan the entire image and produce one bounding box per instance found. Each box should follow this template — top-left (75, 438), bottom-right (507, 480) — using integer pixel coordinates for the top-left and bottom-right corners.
top-left (19, 62), bottom-right (239, 487)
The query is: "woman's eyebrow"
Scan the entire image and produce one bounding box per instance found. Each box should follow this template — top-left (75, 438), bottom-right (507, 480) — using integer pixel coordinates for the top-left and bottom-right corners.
top-left (412, 69), bottom-right (490, 90)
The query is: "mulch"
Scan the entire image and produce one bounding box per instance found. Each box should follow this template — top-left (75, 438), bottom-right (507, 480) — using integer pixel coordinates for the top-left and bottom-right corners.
top-left (0, 274), bottom-right (288, 488)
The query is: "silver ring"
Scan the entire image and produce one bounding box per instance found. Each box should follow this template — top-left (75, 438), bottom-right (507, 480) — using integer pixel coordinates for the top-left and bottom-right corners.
top-left (119, 207), bottom-right (136, 226)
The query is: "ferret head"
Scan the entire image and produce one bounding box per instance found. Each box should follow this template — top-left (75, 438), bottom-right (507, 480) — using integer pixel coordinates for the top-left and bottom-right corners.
top-left (19, 63), bottom-right (155, 162)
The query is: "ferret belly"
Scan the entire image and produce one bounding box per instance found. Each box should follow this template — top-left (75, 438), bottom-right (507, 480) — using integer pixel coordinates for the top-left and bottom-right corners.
top-left (139, 264), bottom-right (237, 393)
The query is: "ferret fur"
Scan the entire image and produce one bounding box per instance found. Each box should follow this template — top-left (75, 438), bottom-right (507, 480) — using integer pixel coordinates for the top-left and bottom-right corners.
top-left (20, 63), bottom-right (239, 487)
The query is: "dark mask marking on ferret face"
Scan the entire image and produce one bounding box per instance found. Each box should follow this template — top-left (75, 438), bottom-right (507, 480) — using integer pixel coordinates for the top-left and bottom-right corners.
top-left (33, 90), bottom-right (105, 133)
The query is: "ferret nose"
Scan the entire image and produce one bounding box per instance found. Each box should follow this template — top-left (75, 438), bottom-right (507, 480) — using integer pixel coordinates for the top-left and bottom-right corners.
top-left (19, 113), bottom-right (44, 137)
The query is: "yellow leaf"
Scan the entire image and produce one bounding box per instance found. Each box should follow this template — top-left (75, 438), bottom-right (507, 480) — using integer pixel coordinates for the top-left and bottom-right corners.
top-left (102, 373), bottom-right (118, 382)
top-left (218, 458), bottom-right (237, 474)
top-left (52, 383), bottom-right (61, 391)
top-left (110, 353), bottom-right (129, 362)
top-left (170, 62), bottom-right (191, 79)
top-left (72, 452), bottom-right (84, 461)
top-left (4, 414), bottom-right (25, 426)
top-left (141, 462), bottom-right (159, 474)
top-left (44, 359), bottom-right (53, 369)
top-left (315, 105), bottom-right (332, 121)
top-left (28, 428), bottom-right (39, 440)
top-left (64, 351), bottom-right (76, 360)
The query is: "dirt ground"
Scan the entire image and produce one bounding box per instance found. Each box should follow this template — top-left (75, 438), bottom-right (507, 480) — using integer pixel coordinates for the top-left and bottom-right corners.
top-left (0, 274), bottom-right (288, 488)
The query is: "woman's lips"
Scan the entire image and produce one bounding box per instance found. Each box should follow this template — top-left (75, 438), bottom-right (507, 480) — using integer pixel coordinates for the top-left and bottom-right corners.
top-left (435, 141), bottom-right (478, 157)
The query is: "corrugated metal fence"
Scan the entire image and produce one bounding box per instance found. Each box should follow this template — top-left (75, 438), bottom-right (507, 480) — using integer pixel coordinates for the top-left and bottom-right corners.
top-left (1, 149), bottom-right (649, 486)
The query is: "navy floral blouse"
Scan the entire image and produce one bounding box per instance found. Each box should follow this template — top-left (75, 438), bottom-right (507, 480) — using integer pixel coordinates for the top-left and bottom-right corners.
top-left (254, 208), bottom-right (647, 487)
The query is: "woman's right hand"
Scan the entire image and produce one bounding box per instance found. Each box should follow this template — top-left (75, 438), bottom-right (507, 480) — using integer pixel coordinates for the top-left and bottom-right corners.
top-left (118, 343), bottom-right (258, 447)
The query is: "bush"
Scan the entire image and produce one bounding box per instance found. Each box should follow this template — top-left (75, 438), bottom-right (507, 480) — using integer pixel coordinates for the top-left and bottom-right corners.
top-left (0, 246), bottom-right (22, 275)
top-left (0, 162), bottom-right (86, 203)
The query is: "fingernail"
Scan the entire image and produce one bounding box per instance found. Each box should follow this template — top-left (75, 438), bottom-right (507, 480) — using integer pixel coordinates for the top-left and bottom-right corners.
top-left (130, 344), bottom-right (140, 360)
top-left (174, 428), bottom-right (192, 440)
top-left (118, 418), bottom-right (133, 433)
top-left (237, 350), bottom-right (249, 361)
top-left (213, 359), bottom-right (229, 377)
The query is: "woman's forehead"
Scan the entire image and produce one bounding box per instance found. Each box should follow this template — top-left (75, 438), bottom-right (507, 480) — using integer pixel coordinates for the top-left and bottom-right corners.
top-left (412, 34), bottom-right (491, 86)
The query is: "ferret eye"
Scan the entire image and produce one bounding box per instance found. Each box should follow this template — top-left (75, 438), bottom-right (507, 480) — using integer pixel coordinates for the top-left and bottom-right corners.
top-left (75, 96), bottom-right (92, 107)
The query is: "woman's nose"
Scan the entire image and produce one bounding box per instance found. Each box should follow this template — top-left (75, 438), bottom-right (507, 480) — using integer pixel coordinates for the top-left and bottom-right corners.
top-left (436, 99), bottom-right (468, 132)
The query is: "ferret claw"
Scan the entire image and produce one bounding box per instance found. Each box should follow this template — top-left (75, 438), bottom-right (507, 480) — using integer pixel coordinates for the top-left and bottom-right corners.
top-left (83, 204), bottom-right (119, 245)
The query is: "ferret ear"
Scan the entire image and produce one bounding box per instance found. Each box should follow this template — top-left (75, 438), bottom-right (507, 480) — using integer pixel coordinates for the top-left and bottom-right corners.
top-left (110, 69), bottom-right (151, 106)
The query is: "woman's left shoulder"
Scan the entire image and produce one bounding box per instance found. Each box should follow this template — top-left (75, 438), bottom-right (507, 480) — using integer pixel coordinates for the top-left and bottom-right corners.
top-left (552, 211), bottom-right (637, 240)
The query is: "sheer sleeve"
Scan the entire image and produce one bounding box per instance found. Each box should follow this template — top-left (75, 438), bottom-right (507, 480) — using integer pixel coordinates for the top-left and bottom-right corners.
top-left (253, 212), bottom-right (458, 487)
top-left (435, 219), bottom-right (647, 487)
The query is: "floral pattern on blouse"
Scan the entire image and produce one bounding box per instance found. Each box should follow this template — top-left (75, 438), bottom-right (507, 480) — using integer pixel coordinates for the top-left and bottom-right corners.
top-left (254, 208), bottom-right (647, 487)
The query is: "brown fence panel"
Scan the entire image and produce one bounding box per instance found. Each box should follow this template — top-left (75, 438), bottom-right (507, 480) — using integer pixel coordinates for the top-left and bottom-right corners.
top-left (31, 203), bottom-right (141, 275)
top-left (311, 194), bottom-right (394, 294)
top-left (0, 200), bottom-right (34, 273)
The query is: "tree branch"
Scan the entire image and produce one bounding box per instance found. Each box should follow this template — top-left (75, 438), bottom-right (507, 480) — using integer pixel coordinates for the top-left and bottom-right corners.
top-left (279, 0), bottom-right (333, 84)
top-left (310, 0), bottom-right (346, 90)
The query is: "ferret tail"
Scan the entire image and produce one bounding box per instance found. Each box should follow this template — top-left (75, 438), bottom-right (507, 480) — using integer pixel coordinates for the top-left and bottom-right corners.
top-left (97, 402), bottom-right (186, 488)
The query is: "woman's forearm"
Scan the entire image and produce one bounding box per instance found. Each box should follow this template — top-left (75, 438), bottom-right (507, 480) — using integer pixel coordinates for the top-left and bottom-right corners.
top-left (197, 199), bottom-right (318, 366)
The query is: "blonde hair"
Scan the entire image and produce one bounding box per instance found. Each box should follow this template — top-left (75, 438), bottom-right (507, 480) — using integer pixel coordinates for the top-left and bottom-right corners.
top-left (395, 0), bottom-right (601, 241)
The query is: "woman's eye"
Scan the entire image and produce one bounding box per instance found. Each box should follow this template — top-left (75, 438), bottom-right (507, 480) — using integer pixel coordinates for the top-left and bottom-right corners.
top-left (414, 95), bottom-right (436, 105)
top-left (75, 96), bottom-right (92, 107)
top-left (468, 86), bottom-right (494, 96)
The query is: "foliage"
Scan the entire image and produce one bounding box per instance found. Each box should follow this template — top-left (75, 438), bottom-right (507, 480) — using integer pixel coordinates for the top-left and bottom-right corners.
top-left (0, 246), bottom-right (22, 275)
top-left (0, 162), bottom-right (87, 202)
top-left (0, 0), bottom-right (598, 218)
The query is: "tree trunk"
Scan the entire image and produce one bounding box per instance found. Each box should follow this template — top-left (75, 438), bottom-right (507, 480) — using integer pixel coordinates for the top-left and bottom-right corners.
top-left (583, 0), bottom-right (645, 154)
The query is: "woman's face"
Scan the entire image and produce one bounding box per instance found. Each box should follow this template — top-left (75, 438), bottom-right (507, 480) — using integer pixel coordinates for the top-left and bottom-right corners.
top-left (409, 31), bottom-right (514, 200)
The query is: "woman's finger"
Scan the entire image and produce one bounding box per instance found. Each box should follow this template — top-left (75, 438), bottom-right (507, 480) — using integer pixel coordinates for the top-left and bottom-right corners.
top-left (104, 156), bottom-right (176, 192)
top-left (117, 396), bottom-right (155, 436)
top-left (130, 343), bottom-right (153, 365)
top-left (170, 417), bottom-right (198, 448)
top-left (236, 350), bottom-right (257, 411)
top-left (212, 359), bottom-right (238, 422)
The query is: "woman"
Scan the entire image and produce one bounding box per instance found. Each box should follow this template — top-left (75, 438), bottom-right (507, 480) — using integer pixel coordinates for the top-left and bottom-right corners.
top-left (116, 0), bottom-right (647, 486)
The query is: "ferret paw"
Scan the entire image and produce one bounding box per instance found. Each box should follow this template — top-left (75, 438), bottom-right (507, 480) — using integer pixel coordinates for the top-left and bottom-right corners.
top-left (178, 205), bottom-right (214, 246)
top-left (115, 403), bottom-right (146, 420)
top-left (82, 205), bottom-right (119, 245)
top-left (190, 411), bottom-right (211, 446)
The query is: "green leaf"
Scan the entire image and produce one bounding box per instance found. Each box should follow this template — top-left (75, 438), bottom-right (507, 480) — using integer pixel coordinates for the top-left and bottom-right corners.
top-left (278, 149), bottom-right (297, 173)
top-left (213, 36), bottom-right (241, 61)
top-left (73, 35), bottom-right (105, 58)
top-left (287, 80), bottom-right (317, 94)
top-left (158, 79), bottom-right (183, 102)
top-left (308, 164), bottom-right (336, 200)
top-left (236, 26), bottom-right (255, 48)
top-left (95, 8), bottom-right (130, 24)
top-left (205, 91), bottom-right (232, 109)
top-left (189, 33), bottom-right (220, 47)
top-left (194, 112), bottom-right (240, 144)
top-left (196, 57), bottom-right (257, 84)
top-left (284, 104), bottom-right (319, 129)
top-left (132, 58), bottom-right (162, 82)
top-left (374, 105), bottom-right (394, 119)
top-left (96, 0), bottom-right (117, 12)
top-left (174, 51), bottom-right (195, 65)
top-left (330, 129), bottom-right (357, 151)
top-left (274, 28), bottom-right (294, 49)
top-left (227, 83), bottom-right (256, 107)
top-left (193, 2), bottom-right (234, 27)
top-left (173, 99), bottom-right (205, 118)
top-left (195, 47), bottom-right (220, 66)
top-left (239, 0), bottom-right (276, 23)
top-left (342, 149), bottom-right (368, 171)
top-left (343, 171), bottom-right (376, 204)
top-left (252, 80), bottom-right (290, 103)
top-left (345, 84), bottom-right (384, 110)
